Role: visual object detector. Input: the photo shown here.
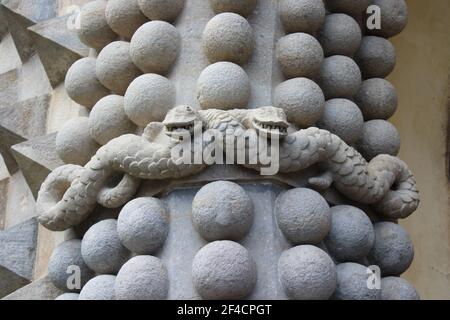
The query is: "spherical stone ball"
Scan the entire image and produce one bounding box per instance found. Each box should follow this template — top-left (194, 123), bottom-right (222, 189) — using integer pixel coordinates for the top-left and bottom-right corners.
top-left (105, 0), bottom-right (148, 40)
top-left (354, 78), bottom-right (398, 120)
top-left (192, 241), bottom-right (256, 300)
top-left (79, 275), bottom-right (116, 300)
top-left (324, 0), bottom-right (370, 16)
top-left (96, 41), bottom-right (142, 96)
top-left (117, 198), bottom-right (169, 255)
top-left (276, 33), bottom-right (324, 79)
top-left (323, 205), bottom-right (375, 262)
top-left (124, 74), bottom-right (176, 126)
top-left (278, 245), bottom-right (336, 300)
top-left (192, 181), bottom-right (253, 242)
top-left (130, 21), bottom-right (181, 75)
top-left (115, 255), bottom-right (169, 300)
top-left (55, 293), bottom-right (79, 300)
top-left (332, 263), bottom-right (381, 300)
top-left (138, 0), bottom-right (185, 22)
top-left (354, 36), bottom-right (396, 79)
top-left (65, 58), bottom-right (110, 109)
top-left (279, 0), bottom-right (326, 34)
top-left (48, 240), bottom-right (95, 292)
top-left (317, 99), bottom-right (364, 145)
top-left (81, 219), bottom-right (130, 274)
top-left (356, 120), bottom-right (400, 160)
top-left (202, 13), bottom-right (254, 66)
top-left (275, 188), bottom-right (331, 245)
top-left (273, 78), bottom-right (325, 128)
top-left (318, 13), bottom-right (362, 57)
top-left (381, 277), bottom-right (420, 300)
top-left (368, 0), bottom-right (408, 38)
top-left (367, 222), bottom-right (414, 276)
top-left (197, 62), bottom-right (250, 110)
top-left (77, 0), bottom-right (118, 51)
top-left (318, 55), bottom-right (362, 99)
top-left (56, 117), bottom-right (100, 166)
top-left (89, 95), bottom-right (137, 145)
top-left (209, 0), bottom-right (257, 17)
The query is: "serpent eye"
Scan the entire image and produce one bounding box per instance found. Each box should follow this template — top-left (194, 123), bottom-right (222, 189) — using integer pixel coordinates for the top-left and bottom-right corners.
top-left (186, 106), bottom-right (192, 111)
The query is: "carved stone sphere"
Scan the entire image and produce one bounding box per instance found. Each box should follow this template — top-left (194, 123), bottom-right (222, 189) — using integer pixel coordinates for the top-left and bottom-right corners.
top-left (324, 0), bottom-right (370, 16)
top-left (354, 36), bottom-right (396, 79)
top-left (192, 181), bottom-right (253, 242)
top-left (55, 293), bottom-right (79, 300)
top-left (48, 240), bottom-right (95, 292)
top-left (317, 99), bottom-right (364, 145)
top-left (276, 33), bottom-right (324, 79)
top-left (197, 62), bottom-right (250, 110)
top-left (65, 58), bottom-right (110, 109)
top-left (115, 255), bottom-right (169, 300)
top-left (209, 0), bottom-right (257, 17)
top-left (332, 263), bottom-right (381, 300)
top-left (56, 117), bottom-right (100, 166)
top-left (318, 13), bottom-right (362, 57)
top-left (89, 95), bottom-right (137, 145)
top-left (96, 41), bottom-right (142, 96)
top-left (278, 245), bottom-right (336, 300)
top-left (381, 277), bottom-right (420, 300)
top-left (357, 120), bottom-right (400, 160)
top-left (368, 0), bottom-right (408, 38)
top-left (117, 198), bottom-right (169, 255)
top-left (81, 219), bottom-right (130, 274)
top-left (105, 0), bottom-right (148, 40)
top-left (138, 0), bottom-right (185, 22)
top-left (323, 205), bottom-right (374, 262)
top-left (130, 21), bottom-right (181, 75)
top-left (367, 222), bottom-right (414, 276)
top-left (192, 241), bottom-right (256, 300)
top-left (202, 13), bottom-right (254, 65)
top-left (124, 74), bottom-right (176, 126)
top-left (279, 0), bottom-right (326, 34)
top-left (79, 275), bottom-right (116, 300)
top-left (274, 78), bottom-right (325, 128)
top-left (77, 0), bottom-right (117, 51)
top-left (354, 78), bottom-right (398, 121)
top-left (275, 188), bottom-right (331, 245)
top-left (318, 55), bottom-right (362, 99)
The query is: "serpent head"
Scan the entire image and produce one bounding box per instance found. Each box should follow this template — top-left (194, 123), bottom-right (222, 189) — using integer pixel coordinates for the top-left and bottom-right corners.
top-left (163, 105), bottom-right (203, 137)
top-left (252, 106), bottom-right (289, 138)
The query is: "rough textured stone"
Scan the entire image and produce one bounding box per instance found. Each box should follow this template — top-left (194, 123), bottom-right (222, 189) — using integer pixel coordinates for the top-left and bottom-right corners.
top-left (318, 55), bottom-right (362, 99)
top-left (332, 263), bottom-right (381, 300)
top-left (115, 255), bottom-right (169, 300)
top-left (79, 275), bottom-right (116, 300)
top-left (105, 0), bottom-right (148, 40)
top-left (209, 0), bottom-right (257, 17)
top-left (137, 0), bottom-right (185, 22)
top-left (279, 0), bottom-right (326, 34)
top-left (0, 265), bottom-right (30, 299)
top-left (202, 12), bottom-right (254, 65)
top-left (96, 41), bottom-right (142, 95)
top-left (55, 117), bottom-right (100, 166)
top-left (55, 293), bottom-right (79, 300)
top-left (197, 62), bottom-right (250, 110)
top-left (65, 57), bottom-right (111, 109)
top-left (367, 222), bottom-right (414, 276)
top-left (356, 120), bottom-right (401, 160)
top-left (81, 219), bottom-right (130, 275)
top-left (192, 181), bottom-right (253, 241)
top-left (381, 276), bottom-right (420, 300)
top-left (130, 21), bottom-right (181, 75)
top-left (124, 73), bottom-right (176, 126)
top-left (354, 36), bottom-right (396, 79)
top-left (89, 95), bottom-right (137, 145)
top-left (368, 0), bottom-right (408, 38)
top-left (192, 241), bottom-right (257, 300)
top-left (318, 13), bottom-right (362, 57)
top-left (324, 205), bottom-right (374, 262)
top-left (117, 198), bottom-right (169, 255)
top-left (324, 0), bottom-right (370, 16)
top-left (275, 188), bottom-right (331, 245)
top-left (317, 99), bottom-right (364, 145)
top-left (354, 78), bottom-right (398, 120)
top-left (3, 276), bottom-right (63, 300)
top-left (73, 206), bottom-right (121, 239)
top-left (278, 245), bottom-right (336, 300)
top-left (276, 33), bottom-right (324, 79)
top-left (274, 78), bottom-right (325, 128)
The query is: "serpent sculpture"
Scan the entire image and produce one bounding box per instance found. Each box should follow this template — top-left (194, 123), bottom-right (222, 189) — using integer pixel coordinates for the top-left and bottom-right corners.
top-left (37, 106), bottom-right (419, 231)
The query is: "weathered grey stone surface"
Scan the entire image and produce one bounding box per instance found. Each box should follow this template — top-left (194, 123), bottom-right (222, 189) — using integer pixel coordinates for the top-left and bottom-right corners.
top-left (0, 265), bottom-right (30, 298)
top-left (332, 263), bottom-right (381, 300)
top-left (381, 276), bottom-right (420, 300)
top-left (279, 0), bottom-right (325, 34)
top-left (2, 276), bottom-right (63, 300)
top-left (105, 0), bottom-right (147, 40)
top-left (324, 0), bottom-right (370, 17)
top-left (368, 0), bottom-right (408, 38)
top-left (79, 275), bottom-right (116, 300)
top-left (356, 120), bottom-right (401, 160)
top-left (210, 0), bottom-right (256, 17)
top-left (55, 292), bottom-right (79, 300)
top-left (137, 0), bottom-right (185, 22)
top-left (355, 36), bottom-right (396, 79)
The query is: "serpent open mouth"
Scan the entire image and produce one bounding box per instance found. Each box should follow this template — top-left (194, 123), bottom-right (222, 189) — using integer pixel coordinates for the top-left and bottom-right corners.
top-left (164, 121), bottom-right (196, 135)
